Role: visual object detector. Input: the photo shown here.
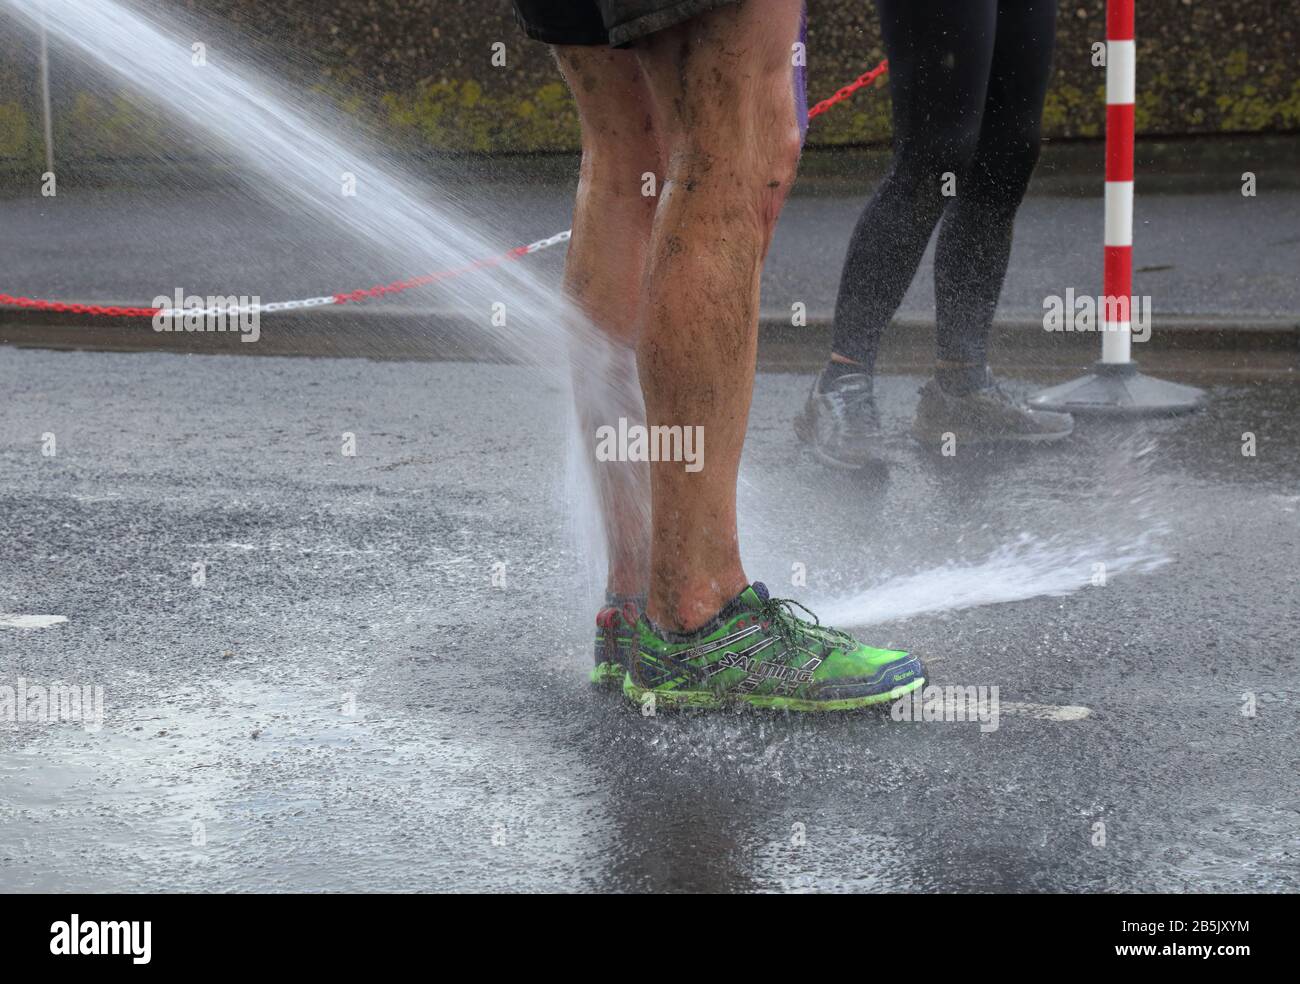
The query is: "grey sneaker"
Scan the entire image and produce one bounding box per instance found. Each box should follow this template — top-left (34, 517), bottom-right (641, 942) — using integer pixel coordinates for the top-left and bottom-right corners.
top-left (912, 373), bottom-right (1074, 446)
top-left (794, 369), bottom-right (884, 469)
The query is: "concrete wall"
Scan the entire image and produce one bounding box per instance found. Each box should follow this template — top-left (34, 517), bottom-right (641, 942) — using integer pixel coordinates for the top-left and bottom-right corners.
top-left (1, 0), bottom-right (1297, 171)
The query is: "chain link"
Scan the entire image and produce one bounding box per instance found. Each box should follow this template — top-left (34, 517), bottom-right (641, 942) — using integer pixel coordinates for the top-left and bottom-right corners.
top-left (807, 59), bottom-right (888, 120)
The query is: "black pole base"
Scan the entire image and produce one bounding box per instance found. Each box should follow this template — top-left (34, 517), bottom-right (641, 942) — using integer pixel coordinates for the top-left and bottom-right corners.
top-left (1028, 361), bottom-right (1206, 417)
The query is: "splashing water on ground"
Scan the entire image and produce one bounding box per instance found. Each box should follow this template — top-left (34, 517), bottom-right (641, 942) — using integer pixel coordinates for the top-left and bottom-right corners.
top-left (764, 430), bottom-right (1175, 630)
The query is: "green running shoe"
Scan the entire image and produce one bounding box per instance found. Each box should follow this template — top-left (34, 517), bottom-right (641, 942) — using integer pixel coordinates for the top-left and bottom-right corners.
top-left (591, 596), bottom-right (643, 686)
top-left (624, 582), bottom-right (924, 712)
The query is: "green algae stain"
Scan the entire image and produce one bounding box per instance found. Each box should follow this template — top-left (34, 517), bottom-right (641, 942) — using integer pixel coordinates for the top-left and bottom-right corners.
top-left (383, 78), bottom-right (581, 152)
top-left (56, 91), bottom-right (170, 158)
top-left (0, 101), bottom-right (30, 158)
top-left (5, 46), bottom-right (1297, 166)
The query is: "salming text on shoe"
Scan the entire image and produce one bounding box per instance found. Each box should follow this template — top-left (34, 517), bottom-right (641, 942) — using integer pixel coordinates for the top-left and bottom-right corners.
top-left (591, 597), bottom-right (642, 686)
top-left (911, 372), bottom-right (1073, 447)
top-left (793, 369), bottom-right (884, 470)
top-left (624, 583), bottom-right (924, 712)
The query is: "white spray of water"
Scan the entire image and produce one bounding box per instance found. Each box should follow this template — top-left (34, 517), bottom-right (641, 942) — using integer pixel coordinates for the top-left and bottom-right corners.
top-left (764, 433), bottom-right (1175, 628)
top-left (1, 0), bottom-right (606, 366)
top-left (7, 0), bottom-right (1175, 645)
top-left (6, 0), bottom-right (647, 621)
top-left (808, 531), bottom-right (1170, 628)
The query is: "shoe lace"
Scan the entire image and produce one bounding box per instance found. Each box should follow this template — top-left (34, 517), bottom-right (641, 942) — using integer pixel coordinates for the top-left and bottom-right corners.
top-left (759, 595), bottom-right (856, 654)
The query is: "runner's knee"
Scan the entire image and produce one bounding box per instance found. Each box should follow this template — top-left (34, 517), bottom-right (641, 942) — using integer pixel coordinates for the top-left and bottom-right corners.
top-left (668, 113), bottom-right (801, 240)
top-left (554, 45), bottom-right (663, 190)
top-left (758, 123), bottom-right (803, 237)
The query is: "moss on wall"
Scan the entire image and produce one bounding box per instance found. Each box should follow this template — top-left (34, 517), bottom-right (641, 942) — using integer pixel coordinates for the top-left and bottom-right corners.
top-left (0, 0), bottom-right (1294, 169)
top-left (0, 100), bottom-right (30, 158)
top-left (382, 78), bottom-right (579, 152)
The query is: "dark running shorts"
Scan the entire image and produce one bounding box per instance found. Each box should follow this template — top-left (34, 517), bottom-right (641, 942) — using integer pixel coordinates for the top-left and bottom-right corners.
top-left (512, 0), bottom-right (739, 48)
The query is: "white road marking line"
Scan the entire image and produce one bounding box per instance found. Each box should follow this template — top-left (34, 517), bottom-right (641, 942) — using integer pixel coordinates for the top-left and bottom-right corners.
top-left (0, 614), bottom-right (69, 629)
top-left (1000, 702), bottom-right (1092, 721)
top-left (919, 661), bottom-right (1092, 721)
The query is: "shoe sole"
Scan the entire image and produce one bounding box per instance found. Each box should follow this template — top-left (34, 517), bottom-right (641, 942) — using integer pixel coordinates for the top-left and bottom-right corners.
top-left (622, 674), bottom-right (925, 712)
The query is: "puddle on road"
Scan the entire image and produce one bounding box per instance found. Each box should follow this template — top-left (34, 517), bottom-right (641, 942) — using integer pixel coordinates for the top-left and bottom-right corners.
top-left (0, 680), bottom-right (364, 887)
top-left (0, 677), bottom-right (608, 891)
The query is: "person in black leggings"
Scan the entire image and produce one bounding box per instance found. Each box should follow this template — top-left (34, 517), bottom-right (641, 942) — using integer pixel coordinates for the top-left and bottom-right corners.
top-left (795, 0), bottom-right (1072, 469)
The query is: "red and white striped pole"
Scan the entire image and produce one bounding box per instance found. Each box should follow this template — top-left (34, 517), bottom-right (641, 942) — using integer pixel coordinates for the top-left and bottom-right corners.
top-left (1030, 0), bottom-right (1204, 414)
top-left (1102, 0), bottom-right (1135, 365)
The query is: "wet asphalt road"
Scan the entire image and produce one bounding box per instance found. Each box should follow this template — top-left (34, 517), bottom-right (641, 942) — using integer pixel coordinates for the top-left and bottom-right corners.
top-left (0, 345), bottom-right (1296, 893)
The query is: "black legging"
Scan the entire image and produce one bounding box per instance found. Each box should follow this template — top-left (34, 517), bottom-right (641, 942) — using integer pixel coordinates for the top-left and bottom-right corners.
top-left (830, 0), bottom-right (1057, 372)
